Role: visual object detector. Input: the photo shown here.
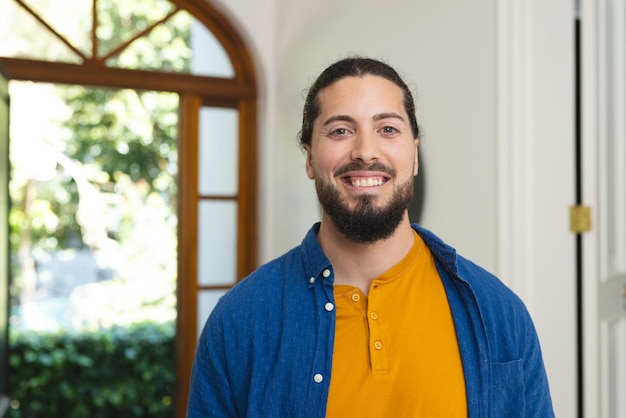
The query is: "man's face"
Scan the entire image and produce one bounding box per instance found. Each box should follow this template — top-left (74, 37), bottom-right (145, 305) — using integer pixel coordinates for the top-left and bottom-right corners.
top-left (305, 75), bottom-right (419, 243)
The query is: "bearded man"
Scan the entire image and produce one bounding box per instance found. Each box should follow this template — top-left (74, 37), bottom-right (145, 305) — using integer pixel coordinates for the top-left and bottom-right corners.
top-left (186, 57), bottom-right (554, 418)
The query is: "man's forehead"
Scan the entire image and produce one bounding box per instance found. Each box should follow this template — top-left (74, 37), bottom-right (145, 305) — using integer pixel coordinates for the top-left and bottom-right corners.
top-left (316, 75), bottom-right (407, 120)
top-left (319, 75), bottom-right (403, 96)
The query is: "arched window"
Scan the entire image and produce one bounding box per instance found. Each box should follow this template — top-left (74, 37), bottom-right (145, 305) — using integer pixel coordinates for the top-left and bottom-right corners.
top-left (0, 1), bottom-right (257, 415)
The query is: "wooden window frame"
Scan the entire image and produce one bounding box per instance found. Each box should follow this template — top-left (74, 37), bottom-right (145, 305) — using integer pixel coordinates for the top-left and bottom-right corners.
top-left (1, 1), bottom-right (257, 416)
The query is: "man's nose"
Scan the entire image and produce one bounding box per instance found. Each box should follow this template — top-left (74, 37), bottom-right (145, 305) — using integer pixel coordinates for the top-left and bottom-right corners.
top-left (350, 131), bottom-right (379, 164)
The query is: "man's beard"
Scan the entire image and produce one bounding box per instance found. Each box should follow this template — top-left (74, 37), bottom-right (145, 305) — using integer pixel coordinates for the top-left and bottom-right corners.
top-left (315, 175), bottom-right (414, 244)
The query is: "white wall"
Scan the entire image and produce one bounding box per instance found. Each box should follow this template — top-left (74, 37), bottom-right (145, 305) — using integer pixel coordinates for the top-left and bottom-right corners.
top-left (212, 0), bottom-right (576, 415)
top-left (223, 0), bottom-right (499, 268)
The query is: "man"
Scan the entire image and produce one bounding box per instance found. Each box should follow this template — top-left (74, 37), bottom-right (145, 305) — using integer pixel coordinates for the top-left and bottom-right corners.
top-left (186, 57), bottom-right (554, 417)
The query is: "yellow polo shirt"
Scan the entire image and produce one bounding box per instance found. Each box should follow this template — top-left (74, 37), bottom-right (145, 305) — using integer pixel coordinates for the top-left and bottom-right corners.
top-left (326, 231), bottom-right (467, 417)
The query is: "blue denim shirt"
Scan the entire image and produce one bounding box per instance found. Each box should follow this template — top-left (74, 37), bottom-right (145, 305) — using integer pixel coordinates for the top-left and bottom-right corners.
top-left (187, 223), bottom-right (554, 417)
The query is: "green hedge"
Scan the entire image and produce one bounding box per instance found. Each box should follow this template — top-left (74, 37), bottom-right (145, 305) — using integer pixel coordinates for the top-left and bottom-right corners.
top-left (7, 322), bottom-right (175, 418)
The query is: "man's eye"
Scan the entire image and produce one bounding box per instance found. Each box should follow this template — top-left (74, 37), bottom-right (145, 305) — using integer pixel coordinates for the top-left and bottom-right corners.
top-left (381, 126), bottom-right (398, 134)
top-left (332, 128), bottom-right (347, 136)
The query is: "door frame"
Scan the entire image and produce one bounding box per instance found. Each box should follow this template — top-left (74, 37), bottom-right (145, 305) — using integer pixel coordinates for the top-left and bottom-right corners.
top-left (580, 0), bottom-right (626, 416)
top-left (580, 0), bottom-right (600, 415)
top-left (497, 0), bottom-right (577, 416)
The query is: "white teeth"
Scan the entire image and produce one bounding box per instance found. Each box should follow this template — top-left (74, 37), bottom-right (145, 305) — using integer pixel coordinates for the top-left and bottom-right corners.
top-left (352, 178), bottom-right (383, 187)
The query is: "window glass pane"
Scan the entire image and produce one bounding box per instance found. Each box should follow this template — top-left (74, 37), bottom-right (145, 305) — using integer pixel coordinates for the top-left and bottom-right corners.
top-left (9, 82), bottom-right (179, 331)
top-left (0, 2), bottom-right (235, 79)
top-left (109, 9), bottom-right (235, 78)
top-left (198, 200), bottom-right (237, 286)
top-left (190, 18), bottom-right (234, 78)
top-left (97, 0), bottom-right (176, 59)
top-left (0, 0), bottom-right (86, 62)
top-left (197, 290), bottom-right (227, 339)
top-left (8, 80), bottom-right (179, 415)
top-left (198, 107), bottom-right (238, 196)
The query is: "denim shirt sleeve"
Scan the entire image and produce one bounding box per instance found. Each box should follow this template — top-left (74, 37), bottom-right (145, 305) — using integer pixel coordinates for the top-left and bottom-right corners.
top-left (186, 269), bottom-right (333, 418)
top-left (187, 309), bottom-right (239, 418)
top-left (186, 227), bottom-right (335, 418)
top-left (443, 257), bottom-right (555, 418)
top-left (486, 309), bottom-right (553, 417)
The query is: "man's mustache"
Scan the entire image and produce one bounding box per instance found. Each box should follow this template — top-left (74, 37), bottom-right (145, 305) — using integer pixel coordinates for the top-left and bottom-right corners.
top-left (334, 162), bottom-right (396, 177)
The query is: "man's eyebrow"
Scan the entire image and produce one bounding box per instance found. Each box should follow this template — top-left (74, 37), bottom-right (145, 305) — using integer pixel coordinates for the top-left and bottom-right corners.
top-left (373, 112), bottom-right (406, 122)
top-left (322, 115), bottom-right (356, 126)
top-left (322, 113), bottom-right (405, 126)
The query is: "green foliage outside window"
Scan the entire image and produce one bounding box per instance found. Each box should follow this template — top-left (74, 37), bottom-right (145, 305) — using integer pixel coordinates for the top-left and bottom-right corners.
top-left (7, 321), bottom-right (175, 418)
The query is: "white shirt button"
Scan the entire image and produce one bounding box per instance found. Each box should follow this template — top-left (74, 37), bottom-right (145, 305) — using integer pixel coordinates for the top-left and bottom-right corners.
top-left (309, 277), bottom-right (315, 284)
top-left (324, 302), bottom-right (334, 312)
top-left (313, 373), bottom-right (324, 383)
top-left (322, 269), bottom-right (331, 278)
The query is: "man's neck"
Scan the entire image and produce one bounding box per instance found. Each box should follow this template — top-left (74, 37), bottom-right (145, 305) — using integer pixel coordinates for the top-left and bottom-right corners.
top-left (317, 213), bottom-right (416, 296)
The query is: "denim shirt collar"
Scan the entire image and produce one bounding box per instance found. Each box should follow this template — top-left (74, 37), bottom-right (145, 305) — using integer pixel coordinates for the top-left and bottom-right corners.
top-left (411, 223), bottom-right (461, 279)
top-left (298, 221), bottom-right (462, 286)
top-left (299, 223), bottom-right (333, 289)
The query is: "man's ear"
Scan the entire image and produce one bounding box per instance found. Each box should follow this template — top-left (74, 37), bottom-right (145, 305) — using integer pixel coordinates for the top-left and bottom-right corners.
top-left (413, 139), bottom-right (420, 176)
top-left (304, 145), bottom-right (315, 179)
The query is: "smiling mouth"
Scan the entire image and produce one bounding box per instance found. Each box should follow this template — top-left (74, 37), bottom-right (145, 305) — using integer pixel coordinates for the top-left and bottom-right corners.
top-left (343, 176), bottom-right (388, 188)
top-left (336, 162), bottom-right (395, 189)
